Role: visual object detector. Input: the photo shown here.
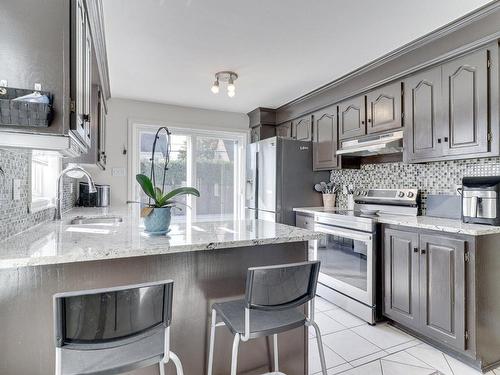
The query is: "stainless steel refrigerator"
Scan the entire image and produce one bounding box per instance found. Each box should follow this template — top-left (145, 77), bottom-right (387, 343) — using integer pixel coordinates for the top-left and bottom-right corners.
top-left (245, 137), bottom-right (330, 225)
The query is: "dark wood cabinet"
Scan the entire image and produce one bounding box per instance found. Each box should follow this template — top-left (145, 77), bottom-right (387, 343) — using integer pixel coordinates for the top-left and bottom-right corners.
top-left (276, 122), bottom-right (292, 138)
top-left (404, 67), bottom-right (443, 161)
top-left (312, 106), bottom-right (339, 170)
top-left (292, 116), bottom-right (312, 141)
top-left (366, 81), bottom-right (402, 134)
top-left (419, 234), bottom-right (466, 351)
top-left (338, 95), bottom-right (366, 140)
top-left (442, 49), bottom-right (490, 156)
top-left (383, 229), bottom-right (420, 329)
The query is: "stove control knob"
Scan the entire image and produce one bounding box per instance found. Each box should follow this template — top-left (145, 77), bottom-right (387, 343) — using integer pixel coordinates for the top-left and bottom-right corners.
top-left (398, 191), bottom-right (405, 198)
top-left (355, 190), bottom-right (361, 196)
top-left (363, 191), bottom-right (368, 196)
top-left (407, 191), bottom-right (414, 198)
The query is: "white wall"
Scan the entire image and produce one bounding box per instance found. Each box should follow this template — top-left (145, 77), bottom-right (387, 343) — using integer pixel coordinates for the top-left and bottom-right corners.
top-left (86, 98), bottom-right (249, 206)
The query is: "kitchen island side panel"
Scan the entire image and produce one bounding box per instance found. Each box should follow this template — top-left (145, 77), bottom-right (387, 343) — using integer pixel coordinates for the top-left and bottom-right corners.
top-left (0, 242), bottom-right (308, 375)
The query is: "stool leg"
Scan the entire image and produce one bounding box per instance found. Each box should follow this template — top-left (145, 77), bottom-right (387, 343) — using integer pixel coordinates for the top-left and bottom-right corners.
top-left (230, 333), bottom-right (241, 375)
top-left (207, 309), bottom-right (217, 375)
top-left (55, 348), bottom-right (61, 375)
top-left (159, 361), bottom-right (165, 375)
top-left (311, 321), bottom-right (327, 375)
top-left (273, 334), bottom-right (279, 372)
top-left (169, 351), bottom-right (184, 375)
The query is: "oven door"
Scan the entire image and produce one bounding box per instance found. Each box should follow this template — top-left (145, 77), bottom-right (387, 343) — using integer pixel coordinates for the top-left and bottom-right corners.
top-left (314, 223), bottom-right (374, 306)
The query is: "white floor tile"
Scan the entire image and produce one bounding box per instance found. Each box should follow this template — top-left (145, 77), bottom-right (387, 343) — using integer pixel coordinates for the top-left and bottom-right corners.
top-left (349, 350), bottom-right (387, 368)
top-left (351, 323), bottom-right (414, 349)
top-left (336, 360), bottom-right (383, 375)
top-left (327, 363), bottom-right (353, 374)
top-left (323, 308), bottom-right (366, 328)
top-left (382, 351), bottom-right (432, 368)
top-left (405, 344), bottom-right (453, 375)
top-left (308, 338), bottom-right (346, 374)
top-left (322, 330), bottom-right (381, 362)
top-left (314, 312), bottom-right (347, 335)
top-left (315, 297), bottom-right (339, 313)
top-left (381, 360), bottom-right (437, 375)
top-left (385, 339), bottom-right (422, 354)
top-left (444, 353), bottom-right (486, 375)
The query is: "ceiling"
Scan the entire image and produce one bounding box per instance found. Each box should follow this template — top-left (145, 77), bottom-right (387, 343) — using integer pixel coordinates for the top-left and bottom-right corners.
top-left (102, 0), bottom-right (492, 114)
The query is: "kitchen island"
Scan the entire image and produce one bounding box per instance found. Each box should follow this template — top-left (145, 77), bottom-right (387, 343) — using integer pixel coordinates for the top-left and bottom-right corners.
top-left (0, 207), bottom-right (322, 375)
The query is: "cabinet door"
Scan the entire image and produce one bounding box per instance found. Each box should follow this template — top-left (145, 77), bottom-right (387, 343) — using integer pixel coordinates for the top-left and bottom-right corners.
top-left (404, 67), bottom-right (443, 162)
top-left (276, 122), bottom-right (292, 138)
top-left (292, 116), bottom-right (312, 141)
top-left (366, 81), bottom-right (402, 134)
top-left (442, 49), bottom-right (489, 156)
top-left (383, 229), bottom-right (420, 328)
top-left (250, 127), bottom-right (260, 143)
top-left (97, 87), bottom-right (106, 167)
top-left (83, 20), bottom-right (92, 146)
top-left (312, 107), bottom-right (339, 170)
top-left (419, 234), bottom-right (466, 351)
top-left (72, 0), bottom-right (87, 143)
top-left (338, 95), bottom-right (366, 140)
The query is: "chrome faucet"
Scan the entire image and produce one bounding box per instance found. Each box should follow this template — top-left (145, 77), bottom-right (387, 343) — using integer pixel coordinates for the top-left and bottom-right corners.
top-left (54, 165), bottom-right (96, 220)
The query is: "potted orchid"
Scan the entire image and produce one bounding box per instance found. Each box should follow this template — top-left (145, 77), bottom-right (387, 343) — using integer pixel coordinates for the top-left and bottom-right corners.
top-left (135, 174), bottom-right (200, 234)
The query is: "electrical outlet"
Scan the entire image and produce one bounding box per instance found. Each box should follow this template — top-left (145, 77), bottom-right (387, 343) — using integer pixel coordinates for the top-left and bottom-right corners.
top-left (12, 179), bottom-right (21, 200)
top-left (112, 167), bottom-right (126, 177)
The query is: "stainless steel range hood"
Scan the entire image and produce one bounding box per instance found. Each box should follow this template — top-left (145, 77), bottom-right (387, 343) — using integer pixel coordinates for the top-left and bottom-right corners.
top-left (336, 130), bottom-right (403, 157)
top-left (0, 131), bottom-right (85, 157)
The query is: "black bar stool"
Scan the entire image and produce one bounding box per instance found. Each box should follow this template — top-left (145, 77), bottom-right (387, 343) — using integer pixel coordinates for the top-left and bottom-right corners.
top-left (207, 261), bottom-right (327, 375)
top-left (53, 280), bottom-right (183, 375)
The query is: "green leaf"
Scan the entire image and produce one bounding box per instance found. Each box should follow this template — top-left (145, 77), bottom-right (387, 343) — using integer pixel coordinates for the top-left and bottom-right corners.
top-left (136, 174), bottom-right (156, 200)
top-left (162, 187), bottom-right (200, 202)
top-left (154, 187), bottom-right (163, 202)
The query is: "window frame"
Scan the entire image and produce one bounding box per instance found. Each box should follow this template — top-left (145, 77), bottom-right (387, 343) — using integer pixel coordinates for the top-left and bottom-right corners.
top-left (128, 119), bottom-right (248, 221)
top-left (30, 151), bottom-right (62, 213)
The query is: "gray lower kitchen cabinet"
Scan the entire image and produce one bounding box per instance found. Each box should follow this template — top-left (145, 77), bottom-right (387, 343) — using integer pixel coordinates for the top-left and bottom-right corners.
top-left (366, 81), bottom-right (402, 134)
top-left (292, 116), bottom-right (312, 141)
top-left (276, 122), bottom-right (292, 138)
top-left (419, 234), bottom-right (466, 351)
top-left (295, 213), bottom-right (314, 230)
top-left (338, 95), bottom-right (366, 140)
top-left (383, 227), bottom-right (467, 352)
top-left (382, 224), bottom-right (500, 371)
top-left (312, 106), bottom-right (340, 170)
top-left (383, 229), bottom-right (420, 329)
top-left (404, 66), bottom-right (443, 161)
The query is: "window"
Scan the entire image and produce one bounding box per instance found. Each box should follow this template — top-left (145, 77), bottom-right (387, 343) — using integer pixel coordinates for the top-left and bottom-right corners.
top-left (130, 123), bottom-right (246, 222)
top-left (31, 151), bottom-right (61, 212)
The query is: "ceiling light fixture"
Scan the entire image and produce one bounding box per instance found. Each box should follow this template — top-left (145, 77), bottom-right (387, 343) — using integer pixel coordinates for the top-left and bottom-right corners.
top-left (211, 71), bottom-right (238, 98)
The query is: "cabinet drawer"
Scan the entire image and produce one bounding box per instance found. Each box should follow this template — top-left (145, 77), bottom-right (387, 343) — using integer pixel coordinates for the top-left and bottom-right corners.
top-left (296, 214), bottom-right (314, 230)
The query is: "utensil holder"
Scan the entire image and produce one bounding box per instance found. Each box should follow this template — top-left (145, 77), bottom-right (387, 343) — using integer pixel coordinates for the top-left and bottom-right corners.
top-left (322, 193), bottom-right (336, 209)
top-left (347, 194), bottom-right (355, 210)
top-left (0, 86), bottom-right (53, 127)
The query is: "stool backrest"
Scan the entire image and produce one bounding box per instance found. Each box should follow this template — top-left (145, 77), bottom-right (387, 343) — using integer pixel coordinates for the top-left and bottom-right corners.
top-left (245, 261), bottom-right (320, 311)
top-left (53, 280), bottom-right (173, 349)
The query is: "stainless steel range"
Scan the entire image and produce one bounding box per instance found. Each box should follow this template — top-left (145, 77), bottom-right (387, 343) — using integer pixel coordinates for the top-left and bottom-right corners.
top-left (313, 188), bottom-right (419, 324)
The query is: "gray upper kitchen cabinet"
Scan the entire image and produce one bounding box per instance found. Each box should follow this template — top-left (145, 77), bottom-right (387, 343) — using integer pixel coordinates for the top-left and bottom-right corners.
top-left (292, 116), bottom-right (312, 141)
top-left (383, 229), bottom-right (420, 329)
top-left (366, 81), bottom-right (402, 134)
top-left (338, 95), bottom-right (366, 140)
top-left (276, 121), bottom-right (293, 138)
top-left (404, 66), bottom-right (443, 162)
top-left (419, 234), bottom-right (466, 351)
top-left (312, 106), bottom-right (340, 170)
top-left (442, 48), bottom-right (490, 157)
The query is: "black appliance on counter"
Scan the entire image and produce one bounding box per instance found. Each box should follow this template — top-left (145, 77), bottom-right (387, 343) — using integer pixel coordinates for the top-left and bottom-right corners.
top-left (79, 182), bottom-right (110, 207)
top-left (462, 176), bottom-right (500, 226)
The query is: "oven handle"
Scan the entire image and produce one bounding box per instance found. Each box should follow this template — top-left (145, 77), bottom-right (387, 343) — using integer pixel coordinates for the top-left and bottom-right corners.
top-left (314, 223), bottom-right (373, 242)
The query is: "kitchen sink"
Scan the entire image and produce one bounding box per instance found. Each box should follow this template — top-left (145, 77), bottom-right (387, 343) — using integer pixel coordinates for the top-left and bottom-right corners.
top-left (70, 215), bottom-right (123, 225)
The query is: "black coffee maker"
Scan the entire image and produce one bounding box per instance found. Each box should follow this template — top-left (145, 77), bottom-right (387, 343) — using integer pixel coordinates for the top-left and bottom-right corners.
top-left (462, 176), bottom-right (500, 226)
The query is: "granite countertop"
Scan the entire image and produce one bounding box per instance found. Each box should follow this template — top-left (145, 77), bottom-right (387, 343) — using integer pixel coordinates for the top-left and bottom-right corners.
top-left (293, 207), bottom-right (500, 236)
top-left (0, 207), bottom-right (322, 269)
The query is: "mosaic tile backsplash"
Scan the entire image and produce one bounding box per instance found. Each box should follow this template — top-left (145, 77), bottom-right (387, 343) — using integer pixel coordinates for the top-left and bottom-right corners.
top-left (0, 149), bottom-right (77, 240)
top-left (330, 157), bottom-right (500, 214)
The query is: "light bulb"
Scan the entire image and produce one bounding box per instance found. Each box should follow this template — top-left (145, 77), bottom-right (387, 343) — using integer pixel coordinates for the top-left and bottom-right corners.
top-left (211, 80), bottom-right (219, 94)
top-left (227, 77), bottom-right (235, 92)
top-left (227, 89), bottom-right (235, 98)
